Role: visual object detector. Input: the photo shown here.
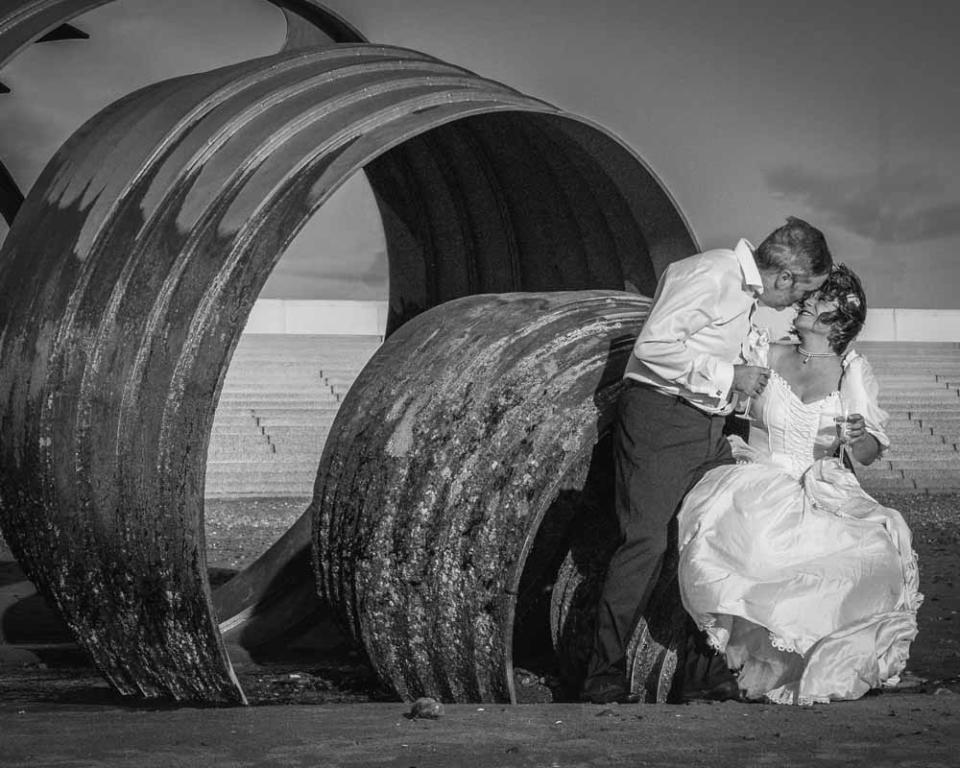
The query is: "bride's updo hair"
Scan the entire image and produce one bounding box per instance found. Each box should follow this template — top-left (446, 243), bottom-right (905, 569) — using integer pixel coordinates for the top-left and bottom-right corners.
top-left (815, 264), bottom-right (867, 354)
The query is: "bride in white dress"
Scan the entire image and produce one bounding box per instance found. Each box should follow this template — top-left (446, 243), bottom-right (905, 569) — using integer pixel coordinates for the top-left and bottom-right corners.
top-left (676, 265), bottom-right (922, 705)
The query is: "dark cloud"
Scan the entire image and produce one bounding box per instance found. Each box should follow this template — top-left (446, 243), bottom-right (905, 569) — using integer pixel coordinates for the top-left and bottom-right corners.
top-left (765, 165), bottom-right (960, 244)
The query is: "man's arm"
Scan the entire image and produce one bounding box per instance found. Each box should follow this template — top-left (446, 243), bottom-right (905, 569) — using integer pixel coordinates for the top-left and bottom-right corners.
top-left (632, 264), bottom-right (735, 401)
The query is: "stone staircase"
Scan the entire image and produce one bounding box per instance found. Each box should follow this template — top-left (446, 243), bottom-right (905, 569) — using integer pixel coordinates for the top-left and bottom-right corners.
top-left (205, 337), bottom-right (960, 498)
top-left (856, 341), bottom-right (960, 494)
top-left (205, 334), bottom-right (381, 498)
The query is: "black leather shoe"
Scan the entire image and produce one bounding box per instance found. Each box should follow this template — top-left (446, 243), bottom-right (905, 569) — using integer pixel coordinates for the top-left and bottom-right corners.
top-left (581, 684), bottom-right (643, 704)
top-left (683, 679), bottom-right (741, 703)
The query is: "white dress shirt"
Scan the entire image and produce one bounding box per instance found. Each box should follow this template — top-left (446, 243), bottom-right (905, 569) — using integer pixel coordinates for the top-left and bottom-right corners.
top-left (624, 239), bottom-right (763, 414)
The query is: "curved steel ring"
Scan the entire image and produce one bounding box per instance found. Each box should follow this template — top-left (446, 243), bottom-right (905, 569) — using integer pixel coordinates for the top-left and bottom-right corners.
top-left (0, 43), bottom-right (693, 703)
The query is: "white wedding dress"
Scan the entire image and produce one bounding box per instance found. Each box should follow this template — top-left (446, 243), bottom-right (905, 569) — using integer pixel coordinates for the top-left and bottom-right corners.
top-left (677, 349), bottom-right (922, 705)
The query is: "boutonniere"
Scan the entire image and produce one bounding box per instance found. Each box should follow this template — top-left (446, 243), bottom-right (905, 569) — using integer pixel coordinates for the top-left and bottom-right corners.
top-left (743, 326), bottom-right (771, 366)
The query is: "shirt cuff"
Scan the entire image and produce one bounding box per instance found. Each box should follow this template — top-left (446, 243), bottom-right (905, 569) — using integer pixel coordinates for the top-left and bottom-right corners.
top-left (687, 356), bottom-right (735, 402)
top-left (712, 360), bottom-right (735, 402)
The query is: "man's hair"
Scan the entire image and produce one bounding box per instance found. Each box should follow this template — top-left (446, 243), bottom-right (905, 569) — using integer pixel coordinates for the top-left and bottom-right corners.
top-left (754, 216), bottom-right (833, 277)
top-left (815, 264), bottom-right (867, 354)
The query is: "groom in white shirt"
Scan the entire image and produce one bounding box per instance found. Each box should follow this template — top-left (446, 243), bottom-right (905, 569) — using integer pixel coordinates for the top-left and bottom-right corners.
top-left (582, 216), bottom-right (833, 704)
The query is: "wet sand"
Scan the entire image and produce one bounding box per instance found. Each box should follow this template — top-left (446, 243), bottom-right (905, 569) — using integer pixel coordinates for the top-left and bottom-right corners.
top-left (1, 493), bottom-right (958, 767)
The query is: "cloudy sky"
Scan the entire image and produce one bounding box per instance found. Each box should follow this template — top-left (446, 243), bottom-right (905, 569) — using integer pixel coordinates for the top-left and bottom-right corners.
top-left (2, 0), bottom-right (958, 307)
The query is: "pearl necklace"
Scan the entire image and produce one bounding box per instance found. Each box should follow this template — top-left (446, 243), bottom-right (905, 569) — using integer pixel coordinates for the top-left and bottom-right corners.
top-left (797, 346), bottom-right (835, 365)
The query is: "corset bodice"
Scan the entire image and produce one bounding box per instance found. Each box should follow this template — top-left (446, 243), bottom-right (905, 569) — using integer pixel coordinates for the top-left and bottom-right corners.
top-left (750, 370), bottom-right (843, 477)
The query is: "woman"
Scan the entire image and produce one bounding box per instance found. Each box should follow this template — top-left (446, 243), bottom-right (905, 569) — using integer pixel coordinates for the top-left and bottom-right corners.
top-left (677, 265), bottom-right (922, 705)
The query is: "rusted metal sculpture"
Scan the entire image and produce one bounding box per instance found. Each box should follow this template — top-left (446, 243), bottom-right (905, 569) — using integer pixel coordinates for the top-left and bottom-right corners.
top-left (313, 291), bottom-right (655, 703)
top-left (0, 0), bottom-right (366, 71)
top-left (550, 536), bottom-right (687, 703)
top-left (0, 160), bottom-right (22, 226)
top-left (0, 39), bottom-right (694, 704)
top-left (0, 0), bottom-right (369, 227)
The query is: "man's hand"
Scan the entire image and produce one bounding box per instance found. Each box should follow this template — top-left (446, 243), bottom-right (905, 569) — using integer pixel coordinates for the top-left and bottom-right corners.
top-left (732, 364), bottom-right (770, 398)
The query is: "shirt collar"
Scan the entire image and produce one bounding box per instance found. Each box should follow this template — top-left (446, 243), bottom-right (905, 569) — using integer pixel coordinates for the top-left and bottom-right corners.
top-left (734, 238), bottom-right (763, 295)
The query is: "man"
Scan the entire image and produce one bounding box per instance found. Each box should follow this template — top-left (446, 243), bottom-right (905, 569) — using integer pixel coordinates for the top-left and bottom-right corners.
top-left (582, 216), bottom-right (833, 704)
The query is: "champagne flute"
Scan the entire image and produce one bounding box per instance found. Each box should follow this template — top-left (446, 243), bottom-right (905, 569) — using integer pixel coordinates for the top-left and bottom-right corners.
top-left (734, 392), bottom-right (754, 421)
top-left (834, 402), bottom-right (851, 468)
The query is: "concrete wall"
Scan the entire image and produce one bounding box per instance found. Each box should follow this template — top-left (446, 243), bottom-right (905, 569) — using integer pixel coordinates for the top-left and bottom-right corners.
top-left (859, 309), bottom-right (960, 343)
top-left (243, 299), bottom-right (388, 337)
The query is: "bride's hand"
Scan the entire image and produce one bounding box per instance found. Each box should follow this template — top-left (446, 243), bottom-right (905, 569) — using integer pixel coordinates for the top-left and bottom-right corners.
top-left (844, 413), bottom-right (867, 444)
top-left (844, 412), bottom-right (881, 466)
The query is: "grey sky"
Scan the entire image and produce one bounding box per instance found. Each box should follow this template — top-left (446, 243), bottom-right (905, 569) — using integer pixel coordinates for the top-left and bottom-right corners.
top-left (1, 0), bottom-right (958, 307)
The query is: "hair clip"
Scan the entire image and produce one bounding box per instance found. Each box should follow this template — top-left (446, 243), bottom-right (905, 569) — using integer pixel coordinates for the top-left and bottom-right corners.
top-left (845, 293), bottom-right (860, 306)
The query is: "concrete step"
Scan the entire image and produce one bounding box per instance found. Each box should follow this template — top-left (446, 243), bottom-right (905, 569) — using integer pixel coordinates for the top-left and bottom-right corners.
top-left (858, 477), bottom-right (919, 493)
top-left (207, 443), bottom-right (277, 460)
top-left (205, 334), bottom-right (381, 498)
top-left (919, 416), bottom-right (960, 429)
top-left (884, 426), bottom-right (935, 438)
top-left (863, 344), bottom-right (960, 498)
top-left (264, 422), bottom-right (331, 434)
top-left (885, 444), bottom-right (959, 457)
top-left (323, 375), bottom-right (359, 388)
top-left (205, 482), bottom-right (314, 499)
top-left (271, 445), bottom-right (326, 457)
top-left (234, 347), bottom-right (372, 354)
top-left (260, 413), bottom-right (333, 428)
top-left (884, 412), bottom-right (960, 424)
top-left (880, 381), bottom-right (951, 391)
top-left (257, 421), bottom-right (335, 432)
top-left (263, 434), bottom-right (329, 448)
top-left (867, 357), bottom-right (960, 363)
top-left (225, 363), bottom-right (325, 373)
top-left (206, 451), bottom-right (315, 466)
top-left (250, 407), bottom-right (340, 418)
top-left (864, 352), bottom-right (960, 359)
top-left (861, 342), bottom-right (960, 353)
top-left (880, 392), bottom-right (960, 404)
top-left (886, 441), bottom-right (955, 453)
top-left (856, 466), bottom-right (906, 481)
top-left (217, 398), bottom-right (341, 410)
top-left (205, 463), bottom-right (318, 479)
top-left (318, 364), bottom-right (366, 374)
top-left (867, 353), bottom-right (960, 360)
top-left (231, 349), bottom-right (380, 359)
top-left (223, 370), bottom-right (332, 384)
top-left (884, 398), bottom-right (951, 410)
top-left (222, 377), bottom-right (329, 389)
top-left (884, 457), bottom-right (960, 471)
top-left (881, 416), bottom-right (924, 425)
top-left (873, 366), bottom-right (960, 377)
top-left (211, 415), bottom-right (264, 427)
top-left (219, 389), bottom-right (339, 399)
top-left (880, 387), bottom-right (956, 399)
top-left (206, 428), bottom-right (273, 441)
top-left (913, 414), bottom-right (960, 427)
top-left (880, 384), bottom-right (960, 395)
top-left (896, 473), bottom-right (960, 492)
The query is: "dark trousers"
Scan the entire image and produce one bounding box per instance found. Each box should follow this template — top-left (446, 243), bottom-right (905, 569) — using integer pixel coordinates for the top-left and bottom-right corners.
top-left (583, 380), bottom-right (733, 693)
